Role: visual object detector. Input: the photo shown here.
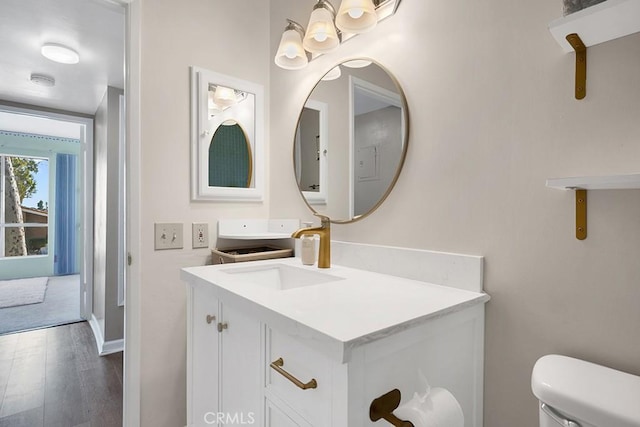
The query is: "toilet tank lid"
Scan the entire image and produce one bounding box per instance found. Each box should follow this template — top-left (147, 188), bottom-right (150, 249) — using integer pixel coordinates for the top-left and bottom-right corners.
top-left (532, 355), bottom-right (640, 427)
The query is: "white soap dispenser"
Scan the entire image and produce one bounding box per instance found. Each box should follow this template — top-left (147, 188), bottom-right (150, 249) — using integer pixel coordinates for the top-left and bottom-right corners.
top-left (300, 222), bottom-right (315, 266)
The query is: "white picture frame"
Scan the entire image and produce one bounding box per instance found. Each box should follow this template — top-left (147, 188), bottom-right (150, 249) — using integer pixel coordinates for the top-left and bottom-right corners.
top-left (190, 66), bottom-right (264, 202)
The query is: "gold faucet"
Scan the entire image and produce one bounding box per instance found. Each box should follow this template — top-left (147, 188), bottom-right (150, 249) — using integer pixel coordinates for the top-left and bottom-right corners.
top-left (291, 214), bottom-right (331, 268)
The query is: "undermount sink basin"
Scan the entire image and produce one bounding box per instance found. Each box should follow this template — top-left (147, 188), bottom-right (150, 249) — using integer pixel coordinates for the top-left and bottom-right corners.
top-left (222, 263), bottom-right (344, 290)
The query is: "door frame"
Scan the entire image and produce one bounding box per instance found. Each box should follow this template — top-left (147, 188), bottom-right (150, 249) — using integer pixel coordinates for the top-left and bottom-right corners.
top-left (0, 103), bottom-right (94, 320)
top-left (119, 0), bottom-right (142, 425)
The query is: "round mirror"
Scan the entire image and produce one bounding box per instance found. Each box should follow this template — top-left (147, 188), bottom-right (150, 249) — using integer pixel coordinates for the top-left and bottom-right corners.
top-left (293, 59), bottom-right (408, 223)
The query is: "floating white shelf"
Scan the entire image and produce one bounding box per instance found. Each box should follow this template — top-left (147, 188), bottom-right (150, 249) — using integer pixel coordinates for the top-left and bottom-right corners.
top-left (546, 173), bottom-right (640, 190)
top-left (547, 173), bottom-right (640, 240)
top-left (549, 0), bottom-right (640, 52)
top-left (218, 219), bottom-right (300, 240)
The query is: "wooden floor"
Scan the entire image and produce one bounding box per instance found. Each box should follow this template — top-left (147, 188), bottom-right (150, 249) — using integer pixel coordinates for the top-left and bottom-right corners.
top-left (0, 322), bottom-right (122, 427)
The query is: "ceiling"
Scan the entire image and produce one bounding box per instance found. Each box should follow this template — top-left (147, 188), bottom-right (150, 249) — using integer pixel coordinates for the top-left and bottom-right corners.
top-left (0, 0), bottom-right (125, 116)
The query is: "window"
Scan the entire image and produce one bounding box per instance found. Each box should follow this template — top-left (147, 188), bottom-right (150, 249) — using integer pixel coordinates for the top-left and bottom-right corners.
top-left (0, 155), bottom-right (49, 257)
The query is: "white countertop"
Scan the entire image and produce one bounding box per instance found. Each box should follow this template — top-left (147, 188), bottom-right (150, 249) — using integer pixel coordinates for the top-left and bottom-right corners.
top-left (181, 257), bottom-right (489, 362)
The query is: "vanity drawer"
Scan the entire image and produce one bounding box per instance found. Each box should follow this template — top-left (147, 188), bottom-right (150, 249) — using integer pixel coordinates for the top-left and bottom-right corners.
top-left (265, 327), bottom-right (332, 426)
top-left (265, 396), bottom-right (312, 427)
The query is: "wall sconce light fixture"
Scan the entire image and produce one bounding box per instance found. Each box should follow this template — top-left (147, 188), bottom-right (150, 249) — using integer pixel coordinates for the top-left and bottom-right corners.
top-left (303, 0), bottom-right (340, 53)
top-left (208, 84), bottom-right (248, 117)
top-left (274, 0), bottom-right (402, 70)
top-left (336, 0), bottom-right (377, 33)
top-left (275, 20), bottom-right (309, 70)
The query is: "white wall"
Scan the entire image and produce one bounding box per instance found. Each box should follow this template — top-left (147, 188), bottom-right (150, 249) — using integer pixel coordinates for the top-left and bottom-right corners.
top-left (353, 105), bottom-right (403, 216)
top-left (94, 86), bottom-right (125, 342)
top-left (269, 1), bottom-right (640, 426)
top-left (135, 0), bottom-right (270, 425)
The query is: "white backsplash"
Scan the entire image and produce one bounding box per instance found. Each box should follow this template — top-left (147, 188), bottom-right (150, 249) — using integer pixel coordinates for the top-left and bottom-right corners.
top-left (330, 240), bottom-right (484, 292)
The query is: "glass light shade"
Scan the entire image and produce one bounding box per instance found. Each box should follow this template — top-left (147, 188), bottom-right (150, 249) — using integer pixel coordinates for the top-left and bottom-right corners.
top-left (275, 29), bottom-right (308, 70)
top-left (335, 0), bottom-right (377, 33)
top-left (208, 91), bottom-right (216, 109)
top-left (303, 7), bottom-right (340, 53)
top-left (208, 91), bottom-right (223, 116)
top-left (321, 66), bottom-right (342, 81)
top-left (343, 59), bottom-right (373, 68)
top-left (213, 85), bottom-right (237, 107)
top-left (41, 43), bottom-right (80, 64)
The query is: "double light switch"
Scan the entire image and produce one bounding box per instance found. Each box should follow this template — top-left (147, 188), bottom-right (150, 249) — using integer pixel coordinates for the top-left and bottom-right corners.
top-left (154, 222), bottom-right (210, 250)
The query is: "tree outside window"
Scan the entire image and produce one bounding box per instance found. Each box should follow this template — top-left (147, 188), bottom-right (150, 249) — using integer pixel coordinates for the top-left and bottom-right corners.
top-left (1, 155), bottom-right (49, 257)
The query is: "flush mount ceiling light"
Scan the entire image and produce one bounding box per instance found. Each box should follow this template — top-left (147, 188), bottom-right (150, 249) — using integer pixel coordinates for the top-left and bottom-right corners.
top-left (30, 73), bottom-right (55, 87)
top-left (41, 43), bottom-right (80, 64)
top-left (274, 0), bottom-right (401, 70)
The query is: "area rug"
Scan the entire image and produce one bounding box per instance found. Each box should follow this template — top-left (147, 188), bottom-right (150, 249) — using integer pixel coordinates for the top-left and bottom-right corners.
top-left (0, 277), bottom-right (48, 309)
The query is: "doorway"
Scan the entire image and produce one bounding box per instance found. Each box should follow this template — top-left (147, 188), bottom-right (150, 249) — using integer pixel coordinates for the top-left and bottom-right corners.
top-left (0, 107), bottom-right (94, 334)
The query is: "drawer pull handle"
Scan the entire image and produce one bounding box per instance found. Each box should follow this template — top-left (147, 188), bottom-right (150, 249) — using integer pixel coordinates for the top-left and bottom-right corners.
top-left (270, 357), bottom-right (317, 390)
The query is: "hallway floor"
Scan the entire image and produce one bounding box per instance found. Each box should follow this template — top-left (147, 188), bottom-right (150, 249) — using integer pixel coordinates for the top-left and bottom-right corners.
top-left (0, 322), bottom-right (122, 427)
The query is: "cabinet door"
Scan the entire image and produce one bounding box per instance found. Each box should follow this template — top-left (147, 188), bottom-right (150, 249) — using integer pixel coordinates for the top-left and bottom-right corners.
top-left (188, 283), bottom-right (220, 426)
top-left (220, 302), bottom-right (262, 424)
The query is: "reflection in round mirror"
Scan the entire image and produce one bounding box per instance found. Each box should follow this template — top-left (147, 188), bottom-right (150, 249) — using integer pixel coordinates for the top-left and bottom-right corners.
top-left (209, 120), bottom-right (253, 188)
top-left (293, 59), bottom-right (408, 223)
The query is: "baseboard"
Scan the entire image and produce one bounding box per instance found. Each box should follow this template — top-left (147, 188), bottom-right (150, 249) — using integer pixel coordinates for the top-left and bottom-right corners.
top-left (89, 314), bottom-right (124, 356)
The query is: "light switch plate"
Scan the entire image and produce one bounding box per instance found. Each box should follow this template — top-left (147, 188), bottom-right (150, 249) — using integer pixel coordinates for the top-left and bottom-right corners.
top-left (154, 223), bottom-right (183, 250)
top-left (192, 223), bottom-right (209, 249)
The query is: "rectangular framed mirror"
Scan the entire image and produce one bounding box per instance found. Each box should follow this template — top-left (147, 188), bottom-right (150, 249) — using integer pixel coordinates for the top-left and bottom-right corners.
top-left (190, 67), bottom-right (264, 202)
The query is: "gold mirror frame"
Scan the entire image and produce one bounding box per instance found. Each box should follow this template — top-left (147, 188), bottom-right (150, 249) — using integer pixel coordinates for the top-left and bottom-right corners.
top-left (293, 58), bottom-right (409, 224)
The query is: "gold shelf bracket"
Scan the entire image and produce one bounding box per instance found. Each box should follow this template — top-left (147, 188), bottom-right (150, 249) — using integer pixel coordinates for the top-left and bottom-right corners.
top-left (566, 33), bottom-right (587, 100)
top-left (575, 189), bottom-right (587, 240)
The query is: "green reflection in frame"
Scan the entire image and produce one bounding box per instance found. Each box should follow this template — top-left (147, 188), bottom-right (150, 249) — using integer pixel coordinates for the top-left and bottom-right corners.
top-left (208, 121), bottom-right (252, 188)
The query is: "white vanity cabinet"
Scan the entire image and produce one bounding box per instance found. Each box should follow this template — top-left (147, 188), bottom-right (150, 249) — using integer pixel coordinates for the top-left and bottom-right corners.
top-left (183, 247), bottom-right (489, 427)
top-left (187, 281), bottom-right (262, 427)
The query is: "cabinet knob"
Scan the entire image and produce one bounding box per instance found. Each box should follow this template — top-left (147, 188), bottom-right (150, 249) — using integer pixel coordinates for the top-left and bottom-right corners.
top-left (217, 322), bottom-right (228, 332)
top-left (206, 315), bottom-right (216, 324)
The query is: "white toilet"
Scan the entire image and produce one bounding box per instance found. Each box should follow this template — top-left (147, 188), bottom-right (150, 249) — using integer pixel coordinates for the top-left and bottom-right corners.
top-left (532, 354), bottom-right (640, 427)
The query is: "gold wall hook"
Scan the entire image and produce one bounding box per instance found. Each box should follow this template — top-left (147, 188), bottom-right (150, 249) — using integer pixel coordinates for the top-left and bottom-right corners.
top-left (566, 33), bottom-right (586, 100)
